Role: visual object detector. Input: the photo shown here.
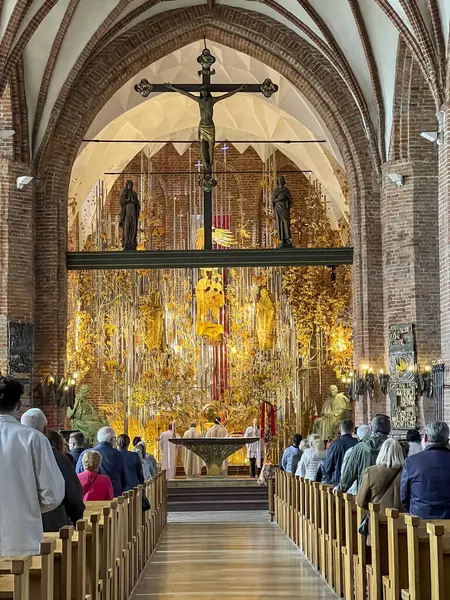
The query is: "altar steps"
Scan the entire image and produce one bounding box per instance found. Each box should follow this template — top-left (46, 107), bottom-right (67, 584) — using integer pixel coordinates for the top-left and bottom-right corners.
top-left (168, 481), bottom-right (268, 512)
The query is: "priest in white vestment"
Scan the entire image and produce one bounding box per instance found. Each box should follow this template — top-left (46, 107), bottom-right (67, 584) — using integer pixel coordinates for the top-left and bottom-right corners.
top-left (182, 422), bottom-right (204, 478)
top-left (206, 418), bottom-right (228, 475)
top-left (0, 376), bottom-right (65, 556)
top-left (245, 419), bottom-right (263, 478)
top-left (159, 423), bottom-right (181, 480)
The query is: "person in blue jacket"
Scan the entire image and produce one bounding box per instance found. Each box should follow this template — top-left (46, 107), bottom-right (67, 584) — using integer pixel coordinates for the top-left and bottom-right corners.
top-left (280, 433), bottom-right (302, 473)
top-left (117, 433), bottom-right (144, 486)
top-left (401, 421), bottom-right (450, 519)
top-left (76, 427), bottom-right (132, 497)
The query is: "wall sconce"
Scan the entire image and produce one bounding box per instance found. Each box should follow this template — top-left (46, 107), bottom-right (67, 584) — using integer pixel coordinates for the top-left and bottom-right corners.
top-left (378, 369), bottom-right (390, 395)
top-left (418, 365), bottom-right (433, 398)
top-left (40, 373), bottom-right (77, 408)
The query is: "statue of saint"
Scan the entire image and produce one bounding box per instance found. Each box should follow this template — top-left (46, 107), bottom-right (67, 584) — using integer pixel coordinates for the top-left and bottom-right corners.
top-left (312, 384), bottom-right (351, 441)
top-left (119, 180), bottom-right (140, 251)
top-left (165, 83), bottom-right (246, 176)
top-left (144, 291), bottom-right (165, 351)
top-left (195, 269), bottom-right (224, 343)
top-left (272, 176), bottom-right (293, 248)
top-left (256, 287), bottom-right (275, 350)
top-left (67, 384), bottom-right (108, 443)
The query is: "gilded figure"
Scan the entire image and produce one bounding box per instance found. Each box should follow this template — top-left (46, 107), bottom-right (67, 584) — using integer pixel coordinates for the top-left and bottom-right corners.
top-left (256, 287), bottom-right (275, 350)
top-left (312, 384), bottom-right (351, 441)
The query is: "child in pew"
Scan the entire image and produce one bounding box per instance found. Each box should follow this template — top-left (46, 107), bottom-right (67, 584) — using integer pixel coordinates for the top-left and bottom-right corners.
top-left (78, 450), bottom-right (114, 501)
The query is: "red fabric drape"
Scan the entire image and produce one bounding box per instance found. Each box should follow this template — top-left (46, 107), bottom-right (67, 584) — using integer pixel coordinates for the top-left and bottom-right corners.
top-left (261, 401), bottom-right (276, 437)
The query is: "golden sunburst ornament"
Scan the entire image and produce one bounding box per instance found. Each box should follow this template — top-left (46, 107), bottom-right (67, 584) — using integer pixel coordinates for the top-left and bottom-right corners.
top-left (195, 227), bottom-right (236, 249)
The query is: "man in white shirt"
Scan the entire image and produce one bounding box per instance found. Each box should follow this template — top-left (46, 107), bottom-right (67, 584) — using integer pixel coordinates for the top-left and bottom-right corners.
top-left (0, 376), bottom-right (65, 556)
top-left (245, 419), bottom-right (263, 478)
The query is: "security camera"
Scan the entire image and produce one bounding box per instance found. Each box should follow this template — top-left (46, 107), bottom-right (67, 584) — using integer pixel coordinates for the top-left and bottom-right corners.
top-left (16, 176), bottom-right (34, 190)
top-left (420, 131), bottom-right (439, 143)
top-left (387, 172), bottom-right (404, 188)
top-left (0, 129), bottom-right (15, 139)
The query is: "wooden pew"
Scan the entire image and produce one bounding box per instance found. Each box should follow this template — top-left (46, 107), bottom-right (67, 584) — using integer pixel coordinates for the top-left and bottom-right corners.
top-left (297, 477), bottom-right (305, 553)
top-left (353, 504), bottom-right (368, 600)
top-left (401, 514), bottom-right (431, 600)
top-left (382, 509), bottom-right (409, 600)
top-left (0, 556), bottom-right (32, 600)
top-left (325, 486), bottom-right (335, 589)
top-left (427, 522), bottom-right (450, 600)
top-left (365, 503), bottom-right (389, 600)
top-left (342, 493), bottom-right (357, 600)
top-left (333, 490), bottom-right (345, 598)
top-left (0, 476), bottom-right (167, 600)
top-left (318, 484), bottom-right (329, 580)
top-left (312, 482), bottom-right (321, 569)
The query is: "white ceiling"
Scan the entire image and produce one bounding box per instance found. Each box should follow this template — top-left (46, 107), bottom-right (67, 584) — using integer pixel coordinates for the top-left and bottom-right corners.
top-left (0, 0), bottom-right (448, 164)
top-left (70, 40), bottom-right (345, 228)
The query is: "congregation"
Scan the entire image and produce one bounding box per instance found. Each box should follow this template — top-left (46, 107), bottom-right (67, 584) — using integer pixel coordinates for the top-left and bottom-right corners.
top-left (0, 376), bottom-right (158, 557)
top-left (280, 415), bottom-right (450, 520)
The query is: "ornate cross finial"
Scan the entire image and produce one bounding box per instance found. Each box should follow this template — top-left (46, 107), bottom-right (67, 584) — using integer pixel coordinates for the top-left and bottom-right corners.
top-left (259, 78), bottom-right (279, 98)
top-left (197, 47), bottom-right (216, 77)
top-left (134, 78), bottom-right (153, 98)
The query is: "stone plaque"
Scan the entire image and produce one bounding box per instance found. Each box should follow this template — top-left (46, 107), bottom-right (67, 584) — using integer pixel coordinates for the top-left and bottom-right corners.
top-left (388, 323), bottom-right (418, 428)
top-left (8, 322), bottom-right (34, 406)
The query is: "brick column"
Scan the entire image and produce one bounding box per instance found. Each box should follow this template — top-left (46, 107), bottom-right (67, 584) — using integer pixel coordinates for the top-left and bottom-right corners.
top-left (381, 155), bottom-right (440, 424)
top-left (0, 157), bottom-right (35, 403)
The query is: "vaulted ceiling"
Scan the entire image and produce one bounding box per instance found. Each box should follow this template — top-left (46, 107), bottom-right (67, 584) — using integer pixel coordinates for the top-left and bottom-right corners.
top-left (0, 0), bottom-right (448, 168)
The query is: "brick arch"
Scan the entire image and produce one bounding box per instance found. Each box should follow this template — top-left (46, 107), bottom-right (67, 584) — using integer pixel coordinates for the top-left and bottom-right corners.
top-left (33, 4), bottom-right (383, 382)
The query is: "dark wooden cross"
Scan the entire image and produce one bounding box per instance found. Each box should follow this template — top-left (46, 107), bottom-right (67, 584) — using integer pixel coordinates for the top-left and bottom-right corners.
top-left (134, 43), bottom-right (278, 250)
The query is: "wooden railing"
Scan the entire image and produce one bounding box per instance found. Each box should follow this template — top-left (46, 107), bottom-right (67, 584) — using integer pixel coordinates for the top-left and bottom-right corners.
top-left (0, 473), bottom-right (167, 600)
top-left (274, 469), bottom-right (450, 600)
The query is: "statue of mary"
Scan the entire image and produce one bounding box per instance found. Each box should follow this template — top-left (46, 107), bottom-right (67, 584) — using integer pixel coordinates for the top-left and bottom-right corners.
top-left (119, 180), bottom-right (140, 251)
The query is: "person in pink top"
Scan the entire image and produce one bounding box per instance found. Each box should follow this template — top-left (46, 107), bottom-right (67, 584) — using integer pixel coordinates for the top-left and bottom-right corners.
top-left (77, 450), bottom-right (114, 501)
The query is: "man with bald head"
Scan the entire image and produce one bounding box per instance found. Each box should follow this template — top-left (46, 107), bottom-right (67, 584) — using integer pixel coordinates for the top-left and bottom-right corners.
top-left (76, 426), bottom-right (131, 497)
top-left (21, 408), bottom-right (84, 532)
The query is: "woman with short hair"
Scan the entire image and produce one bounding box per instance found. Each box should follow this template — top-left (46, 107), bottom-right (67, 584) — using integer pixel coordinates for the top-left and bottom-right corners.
top-left (356, 438), bottom-right (404, 512)
top-left (78, 450), bottom-right (114, 501)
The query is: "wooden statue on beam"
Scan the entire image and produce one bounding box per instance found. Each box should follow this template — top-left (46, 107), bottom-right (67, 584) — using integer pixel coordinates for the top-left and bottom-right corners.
top-left (272, 176), bottom-right (293, 248)
top-left (119, 179), bottom-right (140, 251)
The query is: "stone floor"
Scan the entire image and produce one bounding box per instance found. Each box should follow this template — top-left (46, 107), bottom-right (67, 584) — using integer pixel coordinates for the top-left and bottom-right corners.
top-left (131, 511), bottom-right (337, 599)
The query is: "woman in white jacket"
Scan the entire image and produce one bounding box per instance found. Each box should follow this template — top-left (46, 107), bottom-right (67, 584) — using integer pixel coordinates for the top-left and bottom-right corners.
top-left (296, 434), bottom-right (326, 480)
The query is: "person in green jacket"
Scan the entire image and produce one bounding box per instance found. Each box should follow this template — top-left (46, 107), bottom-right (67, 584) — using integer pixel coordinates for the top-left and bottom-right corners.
top-left (338, 414), bottom-right (391, 493)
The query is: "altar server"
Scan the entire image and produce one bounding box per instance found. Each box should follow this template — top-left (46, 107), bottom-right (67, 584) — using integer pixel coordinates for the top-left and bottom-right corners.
top-left (245, 418), bottom-right (263, 478)
top-left (206, 418), bottom-right (228, 475)
top-left (160, 422), bottom-right (180, 480)
top-left (183, 422), bottom-right (204, 478)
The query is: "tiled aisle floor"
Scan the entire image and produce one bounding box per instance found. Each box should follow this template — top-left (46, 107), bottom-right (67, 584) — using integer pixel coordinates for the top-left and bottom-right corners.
top-left (131, 511), bottom-right (336, 599)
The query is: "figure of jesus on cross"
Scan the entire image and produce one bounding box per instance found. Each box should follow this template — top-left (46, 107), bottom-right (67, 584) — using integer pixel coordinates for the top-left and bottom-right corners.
top-left (134, 41), bottom-right (278, 248)
top-left (164, 82), bottom-right (247, 179)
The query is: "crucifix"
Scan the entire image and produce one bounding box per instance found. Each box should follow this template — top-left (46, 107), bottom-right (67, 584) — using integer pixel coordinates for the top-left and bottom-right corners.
top-left (134, 42), bottom-right (278, 250)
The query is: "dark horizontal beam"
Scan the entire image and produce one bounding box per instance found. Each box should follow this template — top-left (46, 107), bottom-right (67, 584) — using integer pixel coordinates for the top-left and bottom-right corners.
top-left (143, 84), bottom-right (263, 93)
top-left (66, 248), bottom-right (354, 270)
top-left (83, 139), bottom-right (327, 144)
top-left (103, 170), bottom-right (313, 175)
